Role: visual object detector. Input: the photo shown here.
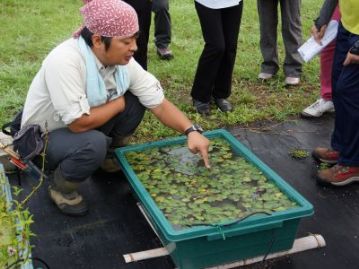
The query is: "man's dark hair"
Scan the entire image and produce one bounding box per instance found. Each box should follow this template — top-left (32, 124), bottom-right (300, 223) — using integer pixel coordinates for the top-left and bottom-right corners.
top-left (80, 27), bottom-right (112, 51)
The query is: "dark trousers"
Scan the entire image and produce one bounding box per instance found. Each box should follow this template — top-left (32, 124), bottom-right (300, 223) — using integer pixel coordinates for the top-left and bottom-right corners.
top-left (191, 2), bottom-right (243, 103)
top-left (44, 92), bottom-right (145, 182)
top-left (257, 0), bottom-right (302, 77)
top-left (123, 0), bottom-right (152, 70)
top-left (331, 23), bottom-right (359, 166)
top-left (152, 0), bottom-right (171, 49)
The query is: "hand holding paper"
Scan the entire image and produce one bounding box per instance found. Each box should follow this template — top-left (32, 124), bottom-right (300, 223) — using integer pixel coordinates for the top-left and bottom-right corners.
top-left (298, 20), bottom-right (339, 62)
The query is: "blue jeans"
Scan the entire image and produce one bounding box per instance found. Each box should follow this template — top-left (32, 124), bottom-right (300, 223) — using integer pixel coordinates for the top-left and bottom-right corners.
top-left (331, 23), bottom-right (359, 166)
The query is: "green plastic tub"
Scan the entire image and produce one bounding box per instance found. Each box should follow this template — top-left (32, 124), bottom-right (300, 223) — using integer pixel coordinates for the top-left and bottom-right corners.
top-left (115, 129), bottom-right (314, 269)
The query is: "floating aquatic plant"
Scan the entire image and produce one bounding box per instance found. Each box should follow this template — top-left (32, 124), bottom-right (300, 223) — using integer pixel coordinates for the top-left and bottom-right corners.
top-left (126, 138), bottom-right (297, 228)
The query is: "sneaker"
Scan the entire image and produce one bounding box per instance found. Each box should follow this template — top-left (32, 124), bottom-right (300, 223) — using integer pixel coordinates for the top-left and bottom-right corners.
top-left (317, 164), bottom-right (359, 186)
top-left (285, 76), bottom-right (300, 86)
top-left (312, 147), bottom-right (339, 164)
top-left (258, 72), bottom-right (273, 80)
top-left (213, 98), bottom-right (233, 112)
top-left (156, 47), bottom-right (173, 60)
top-left (193, 99), bottom-right (210, 116)
top-left (301, 98), bottom-right (334, 118)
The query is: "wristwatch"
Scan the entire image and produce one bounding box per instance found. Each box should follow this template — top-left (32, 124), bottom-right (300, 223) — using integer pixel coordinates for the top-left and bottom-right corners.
top-left (184, 124), bottom-right (203, 136)
top-left (350, 41), bottom-right (359, 55)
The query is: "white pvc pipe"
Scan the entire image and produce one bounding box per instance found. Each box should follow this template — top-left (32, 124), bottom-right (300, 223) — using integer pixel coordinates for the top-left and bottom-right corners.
top-left (207, 234), bottom-right (326, 269)
top-left (123, 234), bottom-right (325, 267)
top-left (124, 247), bottom-right (169, 263)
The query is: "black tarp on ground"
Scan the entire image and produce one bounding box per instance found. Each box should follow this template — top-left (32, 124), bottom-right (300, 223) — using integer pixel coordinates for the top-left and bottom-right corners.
top-left (10, 115), bottom-right (359, 269)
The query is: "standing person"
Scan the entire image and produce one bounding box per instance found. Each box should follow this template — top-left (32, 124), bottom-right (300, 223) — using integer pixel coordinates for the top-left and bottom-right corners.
top-left (19, 0), bottom-right (210, 216)
top-left (191, 0), bottom-right (243, 116)
top-left (301, 6), bottom-right (341, 118)
top-left (311, 0), bottom-right (359, 186)
top-left (152, 0), bottom-right (173, 60)
top-left (257, 0), bottom-right (303, 86)
top-left (123, 0), bottom-right (152, 69)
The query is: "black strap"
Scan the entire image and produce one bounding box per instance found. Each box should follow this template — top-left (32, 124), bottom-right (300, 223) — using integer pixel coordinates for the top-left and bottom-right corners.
top-left (2, 121), bottom-right (13, 136)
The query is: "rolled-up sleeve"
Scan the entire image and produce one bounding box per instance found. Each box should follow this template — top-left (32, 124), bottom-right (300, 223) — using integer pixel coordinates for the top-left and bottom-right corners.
top-left (127, 59), bottom-right (165, 108)
top-left (43, 50), bottom-right (90, 125)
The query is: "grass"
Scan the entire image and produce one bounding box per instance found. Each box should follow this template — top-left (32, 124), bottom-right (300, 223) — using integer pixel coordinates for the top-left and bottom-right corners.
top-left (0, 0), bottom-right (323, 142)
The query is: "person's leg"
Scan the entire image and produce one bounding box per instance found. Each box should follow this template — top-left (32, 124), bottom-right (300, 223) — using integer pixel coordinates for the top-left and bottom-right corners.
top-left (152, 0), bottom-right (171, 49)
top-left (123, 0), bottom-right (152, 70)
top-left (46, 128), bottom-right (109, 215)
top-left (152, 0), bottom-right (173, 59)
top-left (191, 2), bottom-right (225, 107)
top-left (280, 0), bottom-right (302, 78)
top-left (212, 2), bottom-right (243, 104)
top-left (46, 129), bottom-right (109, 181)
top-left (317, 24), bottom-right (359, 186)
top-left (97, 92), bottom-right (146, 172)
top-left (300, 41), bottom-right (336, 118)
top-left (320, 6), bottom-right (340, 99)
top-left (331, 26), bottom-right (359, 166)
top-left (257, 0), bottom-right (279, 76)
top-left (97, 92), bottom-right (145, 140)
top-left (320, 41), bottom-right (336, 100)
top-left (301, 8), bottom-right (340, 118)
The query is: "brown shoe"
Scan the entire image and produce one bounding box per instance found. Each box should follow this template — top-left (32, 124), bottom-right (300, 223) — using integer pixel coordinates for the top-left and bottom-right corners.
top-left (312, 147), bottom-right (339, 164)
top-left (100, 156), bottom-right (121, 173)
top-left (317, 164), bottom-right (359, 186)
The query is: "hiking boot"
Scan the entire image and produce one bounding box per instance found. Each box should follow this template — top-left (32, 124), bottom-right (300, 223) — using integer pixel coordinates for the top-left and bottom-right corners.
top-left (285, 76), bottom-right (300, 86)
top-left (258, 72), bottom-right (273, 80)
top-left (312, 147), bottom-right (339, 164)
top-left (213, 98), bottom-right (233, 112)
top-left (317, 164), bottom-right (359, 186)
top-left (49, 167), bottom-right (88, 216)
top-left (100, 135), bottom-right (130, 173)
top-left (301, 98), bottom-right (334, 118)
top-left (156, 47), bottom-right (173, 60)
top-left (193, 99), bottom-right (210, 116)
top-left (100, 156), bottom-right (121, 173)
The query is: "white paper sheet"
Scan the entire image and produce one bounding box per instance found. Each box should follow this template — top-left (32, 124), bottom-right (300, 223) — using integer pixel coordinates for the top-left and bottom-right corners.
top-left (298, 20), bottom-right (339, 62)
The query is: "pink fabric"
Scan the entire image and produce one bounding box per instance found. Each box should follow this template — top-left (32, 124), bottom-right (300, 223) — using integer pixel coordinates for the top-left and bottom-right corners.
top-left (320, 6), bottom-right (341, 100)
top-left (74, 0), bottom-right (139, 38)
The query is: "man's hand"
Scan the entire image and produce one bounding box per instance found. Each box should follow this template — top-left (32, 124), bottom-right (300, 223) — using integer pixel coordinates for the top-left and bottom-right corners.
top-left (311, 24), bottom-right (327, 45)
top-left (343, 52), bottom-right (359, 66)
top-left (187, 132), bottom-right (210, 168)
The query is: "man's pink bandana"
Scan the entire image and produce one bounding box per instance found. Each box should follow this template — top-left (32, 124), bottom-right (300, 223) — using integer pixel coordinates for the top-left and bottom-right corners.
top-left (74, 0), bottom-right (139, 38)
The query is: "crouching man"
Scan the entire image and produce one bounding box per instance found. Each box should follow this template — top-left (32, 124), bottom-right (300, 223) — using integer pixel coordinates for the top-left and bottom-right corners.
top-left (19, 0), bottom-right (210, 216)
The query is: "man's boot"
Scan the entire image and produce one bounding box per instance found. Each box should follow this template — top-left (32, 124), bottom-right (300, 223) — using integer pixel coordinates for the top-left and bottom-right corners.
top-left (48, 167), bottom-right (88, 216)
top-left (100, 136), bottom-right (131, 173)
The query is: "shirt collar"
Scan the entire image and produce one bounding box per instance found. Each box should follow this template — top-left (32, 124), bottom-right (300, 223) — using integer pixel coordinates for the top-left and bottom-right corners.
top-left (92, 51), bottom-right (116, 73)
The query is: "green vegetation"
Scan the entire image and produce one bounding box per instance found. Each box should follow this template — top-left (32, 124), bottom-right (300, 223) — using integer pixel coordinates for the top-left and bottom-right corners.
top-left (0, 0), bottom-right (322, 142)
top-left (126, 138), bottom-right (297, 228)
top-left (289, 148), bottom-right (310, 159)
top-left (0, 169), bottom-right (34, 269)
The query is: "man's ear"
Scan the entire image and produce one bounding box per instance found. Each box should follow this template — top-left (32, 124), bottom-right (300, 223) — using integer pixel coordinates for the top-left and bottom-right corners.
top-left (91, 34), bottom-right (103, 48)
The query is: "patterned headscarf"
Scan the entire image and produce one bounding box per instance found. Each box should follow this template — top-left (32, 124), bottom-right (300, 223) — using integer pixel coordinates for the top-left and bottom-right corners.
top-left (74, 0), bottom-right (139, 38)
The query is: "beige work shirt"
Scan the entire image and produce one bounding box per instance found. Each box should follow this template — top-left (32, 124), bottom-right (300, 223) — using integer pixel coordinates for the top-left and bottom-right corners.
top-left (21, 38), bottom-right (164, 132)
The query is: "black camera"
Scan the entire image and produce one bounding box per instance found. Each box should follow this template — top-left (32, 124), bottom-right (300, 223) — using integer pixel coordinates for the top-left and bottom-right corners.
top-left (350, 40), bottom-right (359, 55)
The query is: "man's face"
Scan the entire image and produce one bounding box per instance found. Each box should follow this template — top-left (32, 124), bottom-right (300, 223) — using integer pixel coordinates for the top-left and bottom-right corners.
top-left (93, 35), bottom-right (138, 66)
